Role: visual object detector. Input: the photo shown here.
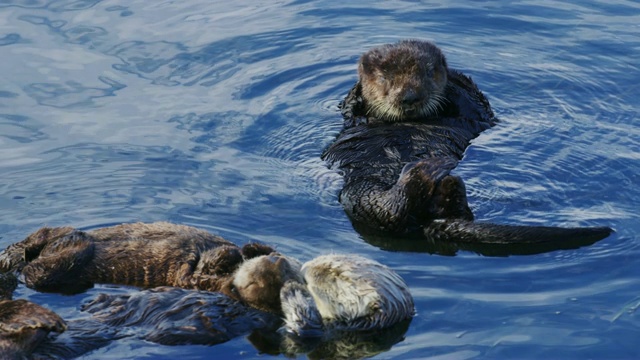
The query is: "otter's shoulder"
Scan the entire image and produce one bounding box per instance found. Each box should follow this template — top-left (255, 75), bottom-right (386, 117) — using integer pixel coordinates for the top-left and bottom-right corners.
top-left (444, 68), bottom-right (496, 124)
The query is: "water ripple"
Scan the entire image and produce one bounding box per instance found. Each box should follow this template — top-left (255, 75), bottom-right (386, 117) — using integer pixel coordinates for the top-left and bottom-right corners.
top-left (0, 1), bottom-right (639, 358)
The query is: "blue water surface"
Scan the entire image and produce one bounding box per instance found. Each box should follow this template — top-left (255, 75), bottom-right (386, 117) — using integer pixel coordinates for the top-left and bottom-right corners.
top-left (1, 0), bottom-right (639, 359)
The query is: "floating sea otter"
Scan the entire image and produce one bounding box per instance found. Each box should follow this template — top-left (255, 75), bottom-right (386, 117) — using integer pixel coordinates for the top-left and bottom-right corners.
top-left (0, 222), bottom-right (414, 338)
top-left (0, 222), bottom-right (274, 295)
top-left (322, 40), bottom-right (612, 253)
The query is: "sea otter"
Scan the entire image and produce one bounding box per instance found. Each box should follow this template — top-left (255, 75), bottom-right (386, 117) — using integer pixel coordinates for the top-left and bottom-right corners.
top-left (0, 272), bottom-right (66, 359)
top-left (322, 39), bottom-right (612, 250)
top-left (1, 223), bottom-right (414, 334)
top-left (0, 222), bottom-right (275, 294)
top-left (216, 252), bottom-right (414, 337)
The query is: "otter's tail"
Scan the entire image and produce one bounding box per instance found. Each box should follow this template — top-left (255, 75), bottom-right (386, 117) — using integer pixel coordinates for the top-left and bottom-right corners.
top-left (425, 220), bottom-right (613, 247)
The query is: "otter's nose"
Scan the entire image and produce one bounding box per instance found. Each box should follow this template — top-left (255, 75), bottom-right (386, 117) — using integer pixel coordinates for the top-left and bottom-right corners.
top-left (401, 89), bottom-right (419, 106)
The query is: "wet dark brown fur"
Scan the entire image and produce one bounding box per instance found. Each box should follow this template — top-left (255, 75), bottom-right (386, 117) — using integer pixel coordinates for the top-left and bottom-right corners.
top-left (323, 40), bottom-right (612, 251)
top-left (0, 222), bottom-right (275, 295)
top-left (0, 272), bottom-right (66, 359)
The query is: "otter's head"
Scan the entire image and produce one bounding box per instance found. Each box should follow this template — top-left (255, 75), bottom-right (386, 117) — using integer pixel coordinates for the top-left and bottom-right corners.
top-left (358, 39), bottom-right (448, 122)
top-left (221, 253), bottom-right (303, 314)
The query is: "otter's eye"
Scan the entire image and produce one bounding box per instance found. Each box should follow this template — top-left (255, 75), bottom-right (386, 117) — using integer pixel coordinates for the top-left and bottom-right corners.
top-left (229, 284), bottom-right (238, 295)
top-left (377, 74), bottom-right (387, 84)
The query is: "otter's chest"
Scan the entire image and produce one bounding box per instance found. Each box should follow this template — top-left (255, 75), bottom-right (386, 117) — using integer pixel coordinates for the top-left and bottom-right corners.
top-left (323, 122), bottom-right (474, 180)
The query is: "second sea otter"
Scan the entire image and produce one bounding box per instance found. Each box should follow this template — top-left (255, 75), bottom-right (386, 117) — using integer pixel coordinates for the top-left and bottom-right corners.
top-left (323, 39), bottom-right (612, 249)
top-left (0, 222), bottom-right (276, 294)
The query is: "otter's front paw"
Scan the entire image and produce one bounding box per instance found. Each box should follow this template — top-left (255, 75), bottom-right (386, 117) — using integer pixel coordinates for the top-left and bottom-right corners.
top-left (280, 281), bottom-right (323, 337)
top-left (196, 245), bottom-right (243, 277)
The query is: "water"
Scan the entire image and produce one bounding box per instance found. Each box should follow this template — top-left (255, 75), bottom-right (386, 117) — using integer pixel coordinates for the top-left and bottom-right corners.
top-left (1, 0), bottom-right (639, 358)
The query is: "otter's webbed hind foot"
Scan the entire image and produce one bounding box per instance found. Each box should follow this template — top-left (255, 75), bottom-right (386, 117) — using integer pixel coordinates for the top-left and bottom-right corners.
top-left (21, 230), bottom-right (95, 294)
top-left (0, 299), bottom-right (67, 358)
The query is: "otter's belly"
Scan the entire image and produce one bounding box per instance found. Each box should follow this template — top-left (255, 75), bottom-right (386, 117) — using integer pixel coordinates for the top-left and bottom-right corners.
top-left (301, 254), bottom-right (414, 329)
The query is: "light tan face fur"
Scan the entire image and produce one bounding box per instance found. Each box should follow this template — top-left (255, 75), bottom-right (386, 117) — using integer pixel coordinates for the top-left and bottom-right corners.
top-left (226, 253), bottom-right (303, 314)
top-left (358, 40), bottom-right (448, 122)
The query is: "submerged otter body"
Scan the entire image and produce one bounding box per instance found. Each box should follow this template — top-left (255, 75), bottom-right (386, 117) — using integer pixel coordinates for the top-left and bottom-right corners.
top-left (323, 40), bottom-right (612, 251)
top-left (0, 222), bottom-right (275, 294)
top-left (31, 287), bottom-right (283, 359)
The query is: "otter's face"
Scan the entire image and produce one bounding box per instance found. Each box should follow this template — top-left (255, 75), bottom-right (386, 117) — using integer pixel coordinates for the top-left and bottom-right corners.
top-left (222, 253), bottom-right (303, 314)
top-left (358, 40), bottom-right (448, 122)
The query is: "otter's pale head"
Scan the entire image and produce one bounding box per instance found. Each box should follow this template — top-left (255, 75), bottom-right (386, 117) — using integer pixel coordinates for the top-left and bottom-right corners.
top-left (358, 39), bottom-right (448, 122)
top-left (222, 253), bottom-right (303, 314)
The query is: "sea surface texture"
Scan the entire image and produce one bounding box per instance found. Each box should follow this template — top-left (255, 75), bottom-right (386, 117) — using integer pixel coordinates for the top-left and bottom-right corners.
top-left (0, 0), bottom-right (638, 359)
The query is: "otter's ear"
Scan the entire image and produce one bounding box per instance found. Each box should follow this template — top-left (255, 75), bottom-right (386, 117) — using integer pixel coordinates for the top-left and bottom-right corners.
top-left (358, 52), bottom-right (376, 76)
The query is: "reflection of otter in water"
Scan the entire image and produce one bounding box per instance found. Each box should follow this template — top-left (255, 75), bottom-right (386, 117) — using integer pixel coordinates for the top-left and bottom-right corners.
top-left (0, 272), bottom-right (66, 359)
top-left (0, 222), bottom-right (275, 295)
top-left (323, 39), bottom-right (612, 251)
